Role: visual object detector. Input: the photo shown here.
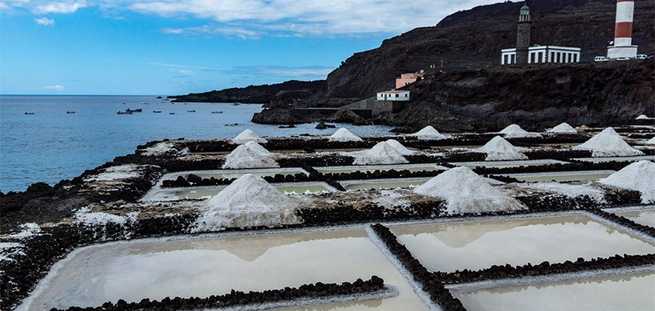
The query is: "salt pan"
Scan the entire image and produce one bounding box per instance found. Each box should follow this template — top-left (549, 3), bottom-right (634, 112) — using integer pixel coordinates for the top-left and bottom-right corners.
top-left (385, 139), bottom-right (415, 155)
top-left (500, 124), bottom-right (542, 138)
top-left (222, 142), bottom-right (278, 169)
top-left (636, 114), bottom-right (650, 120)
top-left (329, 128), bottom-right (363, 142)
top-left (352, 141), bottom-right (409, 165)
top-left (232, 129), bottom-right (267, 144)
top-left (521, 182), bottom-right (606, 203)
top-left (599, 160), bottom-right (655, 203)
top-left (646, 137), bottom-right (655, 145)
top-left (414, 167), bottom-right (525, 214)
top-left (195, 174), bottom-right (299, 231)
top-left (86, 165), bottom-right (143, 182)
top-left (476, 136), bottom-right (528, 161)
top-left (573, 127), bottom-right (644, 157)
top-left (142, 142), bottom-right (189, 157)
top-left (412, 126), bottom-right (448, 140)
top-left (547, 122), bottom-right (577, 134)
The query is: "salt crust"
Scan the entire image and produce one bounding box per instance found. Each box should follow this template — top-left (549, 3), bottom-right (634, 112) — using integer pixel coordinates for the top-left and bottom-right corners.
top-left (646, 137), bottom-right (655, 145)
top-left (520, 183), bottom-right (606, 203)
top-left (500, 124), bottom-right (542, 138)
top-left (414, 167), bottom-right (526, 215)
top-left (352, 141), bottom-right (409, 165)
top-left (232, 129), bottom-right (267, 144)
top-left (385, 139), bottom-right (415, 155)
top-left (636, 115), bottom-right (650, 120)
top-left (599, 160), bottom-right (655, 203)
top-left (142, 142), bottom-right (189, 156)
top-left (74, 207), bottom-right (128, 226)
top-left (329, 128), bottom-right (363, 142)
top-left (476, 136), bottom-right (528, 161)
top-left (85, 164), bottom-right (143, 182)
top-left (573, 127), bottom-right (644, 157)
top-left (222, 142), bottom-right (278, 169)
top-left (411, 126), bottom-right (448, 141)
top-left (194, 174), bottom-right (300, 231)
top-left (546, 122), bottom-right (577, 134)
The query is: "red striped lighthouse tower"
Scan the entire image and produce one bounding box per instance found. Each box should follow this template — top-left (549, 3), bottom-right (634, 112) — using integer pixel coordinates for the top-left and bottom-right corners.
top-left (607, 0), bottom-right (639, 59)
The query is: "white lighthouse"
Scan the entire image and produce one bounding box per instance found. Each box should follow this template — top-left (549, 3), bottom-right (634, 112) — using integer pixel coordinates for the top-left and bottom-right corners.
top-left (607, 0), bottom-right (639, 59)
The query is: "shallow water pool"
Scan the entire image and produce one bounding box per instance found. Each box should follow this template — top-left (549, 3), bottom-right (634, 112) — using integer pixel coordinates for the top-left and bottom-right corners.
top-left (453, 270), bottom-right (655, 311)
top-left (500, 170), bottom-right (615, 183)
top-left (615, 209), bottom-right (655, 228)
top-left (18, 228), bottom-right (427, 311)
top-left (389, 213), bottom-right (655, 273)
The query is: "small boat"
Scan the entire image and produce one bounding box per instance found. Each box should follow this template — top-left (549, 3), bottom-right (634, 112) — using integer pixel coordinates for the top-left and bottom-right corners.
top-left (117, 110), bottom-right (132, 115)
top-left (169, 112), bottom-right (176, 115)
top-left (126, 108), bottom-right (143, 113)
top-left (66, 111), bottom-right (76, 114)
top-left (232, 103), bottom-right (241, 106)
top-left (187, 110), bottom-right (196, 113)
top-left (211, 111), bottom-right (223, 114)
top-left (24, 112), bottom-right (35, 115)
top-left (153, 110), bottom-right (163, 113)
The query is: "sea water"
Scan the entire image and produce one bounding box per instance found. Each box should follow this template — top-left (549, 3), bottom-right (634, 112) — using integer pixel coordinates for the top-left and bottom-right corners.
top-left (0, 95), bottom-right (390, 192)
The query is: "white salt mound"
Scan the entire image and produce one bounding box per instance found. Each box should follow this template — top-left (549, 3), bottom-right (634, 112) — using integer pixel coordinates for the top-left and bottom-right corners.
top-left (385, 139), bottom-right (415, 155)
top-left (599, 160), bottom-right (655, 203)
top-left (414, 167), bottom-right (525, 215)
top-left (142, 142), bottom-right (189, 156)
top-left (195, 174), bottom-right (299, 230)
top-left (522, 183), bottom-right (605, 203)
top-left (222, 143), bottom-right (278, 169)
top-left (329, 128), bottom-right (363, 142)
top-left (573, 127), bottom-right (644, 157)
top-left (636, 114), bottom-right (650, 120)
top-left (476, 136), bottom-right (528, 161)
top-left (412, 126), bottom-right (448, 140)
top-left (646, 137), bottom-right (655, 145)
top-left (232, 129), bottom-right (267, 144)
top-left (353, 141), bottom-right (409, 165)
top-left (547, 122), bottom-right (577, 134)
top-left (500, 124), bottom-right (542, 138)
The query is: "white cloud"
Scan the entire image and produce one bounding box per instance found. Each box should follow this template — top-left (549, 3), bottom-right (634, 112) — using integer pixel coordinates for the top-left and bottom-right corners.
top-left (35, 17), bottom-right (55, 26)
top-left (35, 1), bottom-right (88, 14)
top-left (44, 84), bottom-right (65, 91)
top-left (162, 25), bottom-right (261, 39)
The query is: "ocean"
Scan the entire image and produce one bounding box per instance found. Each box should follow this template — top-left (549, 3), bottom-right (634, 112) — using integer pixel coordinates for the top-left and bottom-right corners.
top-left (0, 95), bottom-right (390, 192)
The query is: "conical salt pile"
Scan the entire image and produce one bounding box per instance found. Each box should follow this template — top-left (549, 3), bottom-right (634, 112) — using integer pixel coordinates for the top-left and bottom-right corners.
top-left (476, 136), bottom-right (528, 161)
top-left (195, 174), bottom-right (299, 231)
top-left (232, 129), bottom-right (267, 144)
top-left (353, 141), bottom-right (409, 165)
top-left (547, 122), bottom-right (577, 134)
top-left (599, 160), bottom-right (655, 203)
top-left (573, 127), bottom-right (644, 157)
top-left (636, 114), bottom-right (650, 120)
top-left (385, 139), bottom-right (415, 155)
top-left (646, 137), bottom-right (655, 145)
top-left (412, 126), bottom-right (448, 140)
top-left (500, 124), bottom-right (542, 138)
top-left (222, 142), bottom-right (278, 169)
top-left (414, 167), bottom-right (525, 215)
top-left (329, 128), bottom-right (363, 142)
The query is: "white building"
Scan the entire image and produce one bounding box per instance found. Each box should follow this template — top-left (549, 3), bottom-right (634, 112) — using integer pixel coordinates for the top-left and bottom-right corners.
top-left (377, 90), bottom-right (410, 102)
top-left (501, 46), bottom-right (582, 65)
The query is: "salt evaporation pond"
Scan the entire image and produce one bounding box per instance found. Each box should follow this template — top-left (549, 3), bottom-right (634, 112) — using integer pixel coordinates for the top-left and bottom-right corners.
top-left (572, 155), bottom-right (655, 163)
top-left (159, 168), bottom-right (310, 182)
top-left (453, 270), bottom-right (655, 311)
top-left (340, 177), bottom-right (432, 191)
top-left (450, 159), bottom-right (568, 169)
top-left (500, 170), bottom-right (615, 183)
top-left (19, 228), bottom-right (427, 311)
top-left (615, 209), bottom-right (655, 228)
top-left (389, 213), bottom-right (655, 273)
top-left (314, 163), bottom-right (448, 174)
top-left (142, 181), bottom-right (336, 202)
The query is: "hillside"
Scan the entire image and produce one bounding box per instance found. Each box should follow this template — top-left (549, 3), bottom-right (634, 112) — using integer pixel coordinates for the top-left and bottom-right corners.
top-left (170, 80), bottom-right (326, 103)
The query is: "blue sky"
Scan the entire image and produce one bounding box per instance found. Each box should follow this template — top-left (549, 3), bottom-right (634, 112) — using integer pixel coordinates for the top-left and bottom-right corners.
top-left (0, 0), bottom-right (496, 95)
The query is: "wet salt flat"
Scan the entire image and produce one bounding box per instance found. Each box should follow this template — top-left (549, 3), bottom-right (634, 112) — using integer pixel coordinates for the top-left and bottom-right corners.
top-left (572, 155), bottom-right (655, 163)
top-left (142, 182), bottom-right (335, 202)
top-left (18, 228), bottom-right (427, 311)
top-left (450, 159), bottom-right (568, 169)
top-left (501, 170), bottom-right (615, 183)
top-left (314, 163), bottom-right (448, 174)
top-left (389, 213), bottom-right (655, 273)
top-left (340, 178), bottom-right (432, 191)
top-left (615, 209), bottom-right (655, 228)
top-left (453, 270), bottom-right (655, 311)
top-left (158, 168), bottom-right (309, 183)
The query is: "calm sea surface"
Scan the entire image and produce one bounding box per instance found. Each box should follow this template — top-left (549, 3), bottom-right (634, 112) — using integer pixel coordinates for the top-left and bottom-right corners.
top-left (0, 95), bottom-right (390, 192)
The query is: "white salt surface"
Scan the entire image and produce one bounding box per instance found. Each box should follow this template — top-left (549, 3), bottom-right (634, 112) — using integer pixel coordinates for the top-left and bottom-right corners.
top-left (502, 170), bottom-right (615, 183)
top-left (222, 142), bottom-right (279, 169)
top-left (194, 174), bottom-right (299, 231)
top-left (232, 129), bottom-right (267, 144)
top-left (314, 163), bottom-right (447, 174)
top-left (636, 114), bottom-right (651, 120)
top-left (7, 223), bottom-right (41, 239)
top-left (414, 167), bottom-right (525, 215)
top-left (499, 124), bottom-right (542, 138)
top-left (647, 137), bottom-right (655, 145)
top-left (412, 126), bottom-right (448, 140)
top-left (390, 213), bottom-right (655, 273)
top-left (546, 123), bottom-right (577, 134)
top-left (520, 183), bottom-right (606, 203)
top-left (18, 228), bottom-right (427, 311)
top-left (600, 160), bottom-right (655, 203)
top-left (573, 127), bottom-right (644, 157)
top-left (476, 136), bottom-right (528, 161)
top-left (451, 159), bottom-right (567, 169)
top-left (617, 209), bottom-right (655, 228)
top-left (141, 142), bottom-right (188, 156)
top-left (573, 155), bottom-right (655, 163)
top-left (329, 128), bottom-right (363, 142)
top-left (341, 177), bottom-right (433, 191)
top-left (352, 141), bottom-right (409, 165)
top-left (86, 164), bottom-right (142, 182)
top-left (385, 139), bottom-right (415, 155)
top-left (456, 271), bottom-right (655, 311)
top-left (0, 242), bottom-right (22, 261)
top-left (74, 207), bottom-right (127, 226)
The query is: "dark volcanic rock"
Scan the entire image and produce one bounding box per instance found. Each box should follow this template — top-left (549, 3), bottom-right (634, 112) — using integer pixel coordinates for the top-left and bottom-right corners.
top-left (170, 80), bottom-right (326, 103)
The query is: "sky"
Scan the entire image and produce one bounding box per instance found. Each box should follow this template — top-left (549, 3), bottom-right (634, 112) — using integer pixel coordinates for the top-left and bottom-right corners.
top-left (0, 0), bottom-right (498, 95)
